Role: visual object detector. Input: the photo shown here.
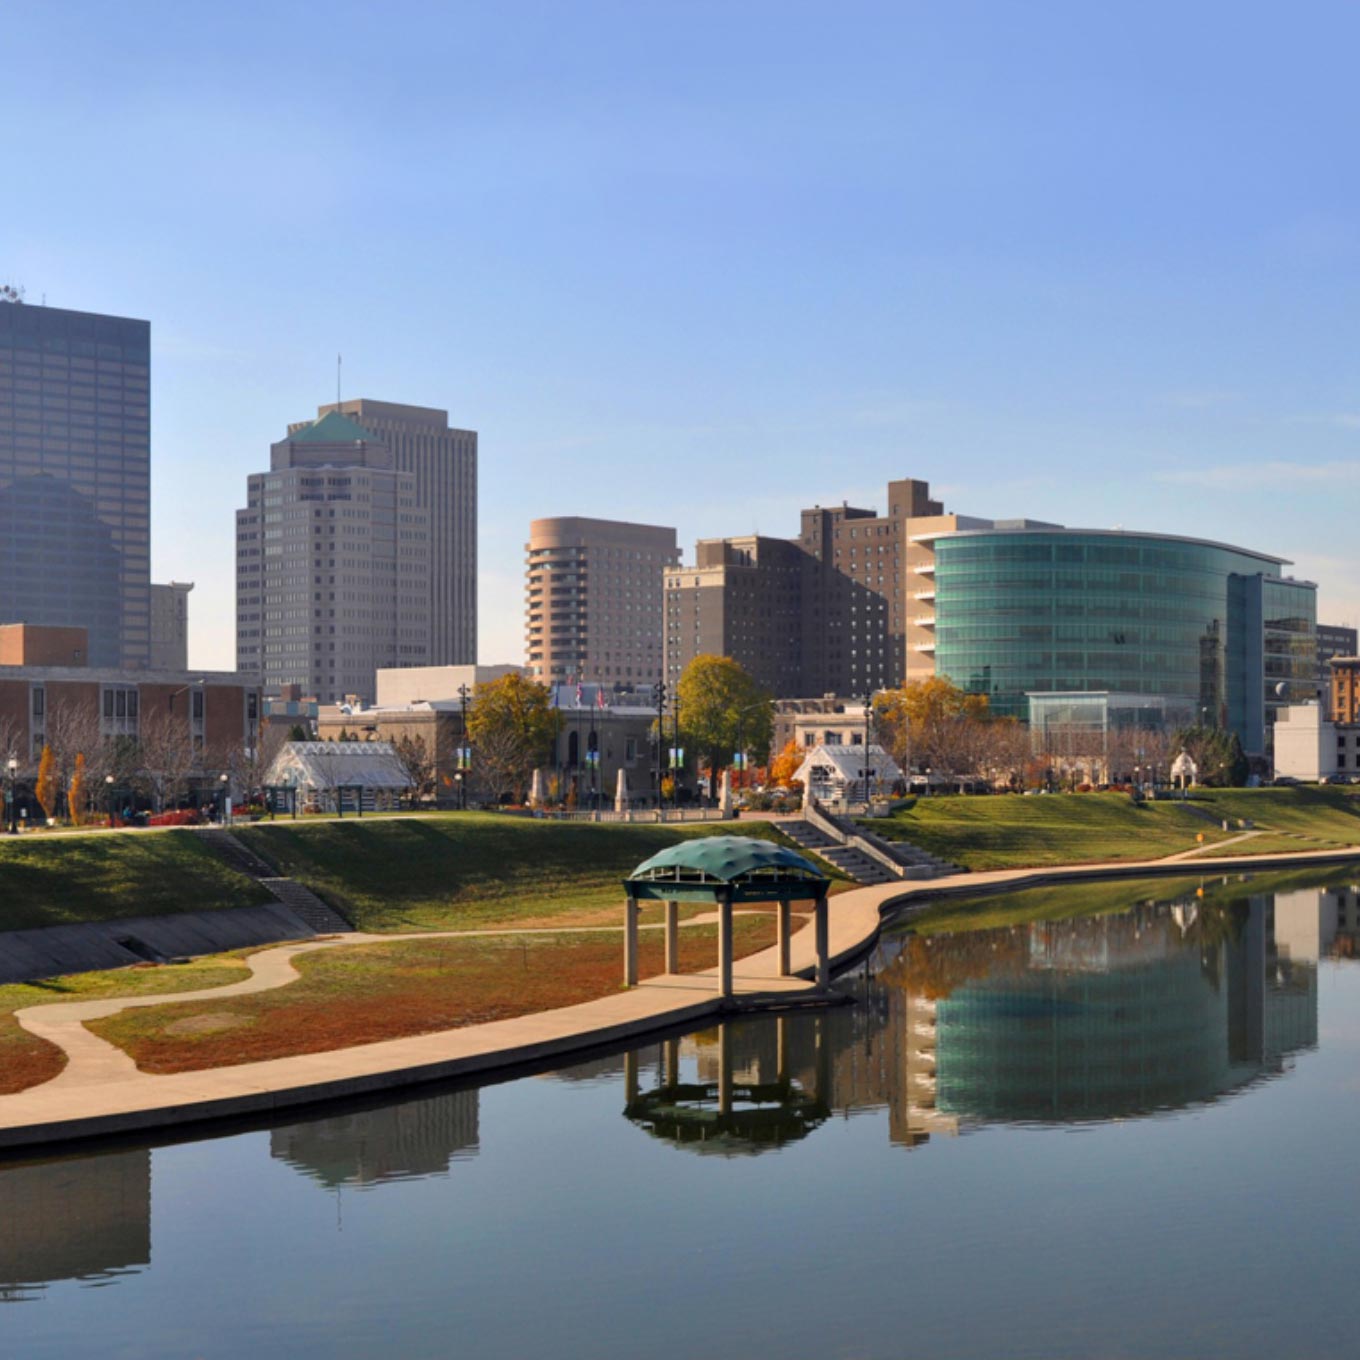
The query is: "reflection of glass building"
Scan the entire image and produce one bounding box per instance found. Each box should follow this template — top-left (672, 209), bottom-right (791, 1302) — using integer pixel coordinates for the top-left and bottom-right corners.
top-left (0, 1150), bottom-right (151, 1300)
top-left (0, 302), bottom-right (152, 668)
top-left (270, 1089), bottom-right (479, 1188)
top-left (926, 528), bottom-right (1316, 754)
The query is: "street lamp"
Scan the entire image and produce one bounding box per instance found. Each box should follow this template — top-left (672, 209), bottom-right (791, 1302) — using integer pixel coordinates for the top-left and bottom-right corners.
top-left (861, 690), bottom-right (875, 805)
top-left (218, 772), bottom-right (230, 824)
top-left (105, 773), bottom-right (116, 828)
top-left (6, 756), bottom-right (17, 835)
top-left (454, 769), bottom-right (464, 810)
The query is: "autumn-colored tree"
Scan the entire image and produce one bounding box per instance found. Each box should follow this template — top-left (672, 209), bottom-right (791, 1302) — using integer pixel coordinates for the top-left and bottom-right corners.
top-left (466, 673), bottom-right (561, 803)
top-left (67, 752), bottom-right (87, 827)
top-left (675, 654), bottom-right (773, 798)
top-left (34, 744), bottom-right (57, 821)
top-left (874, 677), bottom-right (991, 782)
top-left (769, 739), bottom-right (803, 788)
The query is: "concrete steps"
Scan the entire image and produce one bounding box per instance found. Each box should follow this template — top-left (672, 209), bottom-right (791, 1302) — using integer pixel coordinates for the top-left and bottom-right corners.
top-left (781, 820), bottom-right (897, 885)
top-left (197, 828), bottom-right (352, 934)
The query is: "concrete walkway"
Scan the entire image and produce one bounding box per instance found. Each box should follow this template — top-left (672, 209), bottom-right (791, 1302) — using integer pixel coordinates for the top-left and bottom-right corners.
top-left (2, 841), bottom-right (1359, 1152)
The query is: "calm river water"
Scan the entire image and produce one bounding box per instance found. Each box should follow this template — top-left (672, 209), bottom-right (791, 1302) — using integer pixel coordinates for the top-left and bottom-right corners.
top-left (4, 864), bottom-right (1360, 1359)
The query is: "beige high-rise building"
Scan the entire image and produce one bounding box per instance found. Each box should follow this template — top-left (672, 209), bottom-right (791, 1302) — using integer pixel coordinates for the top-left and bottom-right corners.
top-left (526, 517), bottom-right (679, 686)
top-left (313, 399), bottom-right (477, 665)
top-left (149, 580), bottom-right (192, 670)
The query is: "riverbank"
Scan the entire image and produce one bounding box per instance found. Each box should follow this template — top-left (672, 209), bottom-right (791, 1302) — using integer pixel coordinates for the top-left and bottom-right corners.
top-left (2, 840), bottom-right (1358, 1154)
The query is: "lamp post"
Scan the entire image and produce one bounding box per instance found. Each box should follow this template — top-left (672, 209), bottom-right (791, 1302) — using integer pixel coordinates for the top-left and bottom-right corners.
top-left (217, 772), bottom-right (230, 824)
top-left (862, 690), bottom-right (874, 805)
top-left (6, 756), bottom-right (17, 835)
top-left (654, 680), bottom-right (667, 812)
top-left (105, 773), bottom-right (116, 828)
top-left (457, 683), bottom-right (471, 809)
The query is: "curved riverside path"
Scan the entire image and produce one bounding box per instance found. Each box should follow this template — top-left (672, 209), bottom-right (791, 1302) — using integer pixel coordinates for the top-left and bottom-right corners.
top-left (2, 842), bottom-right (1359, 1153)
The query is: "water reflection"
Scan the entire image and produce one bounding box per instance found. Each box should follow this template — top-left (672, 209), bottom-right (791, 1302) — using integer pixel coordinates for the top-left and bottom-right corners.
top-left (611, 874), bottom-right (1354, 1152)
top-left (270, 1089), bottom-right (480, 1189)
top-left (1, 871), bottom-right (1355, 1308)
top-left (0, 1150), bottom-right (150, 1300)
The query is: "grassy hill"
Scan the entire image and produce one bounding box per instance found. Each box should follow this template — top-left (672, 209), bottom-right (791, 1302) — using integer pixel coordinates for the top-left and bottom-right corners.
top-left (0, 832), bottom-right (273, 932)
top-left (235, 814), bottom-right (841, 932)
top-left (859, 787), bottom-right (1360, 872)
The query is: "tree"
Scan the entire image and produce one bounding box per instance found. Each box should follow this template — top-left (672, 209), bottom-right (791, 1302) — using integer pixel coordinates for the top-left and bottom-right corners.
top-left (875, 677), bottom-right (991, 784)
top-left (466, 674), bottom-right (561, 803)
top-left (1173, 725), bottom-right (1248, 787)
top-left (66, 752), bottom-right (89, 826)
top-left (34, 744), bottom-right (57, 821)
top-left (288, 724), bottom-right (310, 743)
top-left (137, 708), bottom-right (199, 812)
top-left (769, 739), bottom-right (803, 788)
top-left (395, 733), bottom-right (438, 805)
top-left (675, 655), bottom-right (773, 798)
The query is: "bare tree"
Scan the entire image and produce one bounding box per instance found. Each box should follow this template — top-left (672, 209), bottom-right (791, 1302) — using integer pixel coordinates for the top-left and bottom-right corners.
top-left (137, 708), bottom-right (199, 812)
top-left (395, 733), bottom-right (438, 805)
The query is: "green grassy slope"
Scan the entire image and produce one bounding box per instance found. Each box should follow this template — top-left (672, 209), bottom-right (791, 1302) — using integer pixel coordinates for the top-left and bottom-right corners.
top-left (860, 787), bottom-right (1360, 872)
top-left (0, 832), bottom-right (274, 931)
top-left (235, 814), bottom-right (840, 932)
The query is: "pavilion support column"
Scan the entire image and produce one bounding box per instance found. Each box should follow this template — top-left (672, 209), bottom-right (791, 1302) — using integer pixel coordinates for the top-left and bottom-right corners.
top-left (776, 1014), bottom-right (789, 1088)
top-left (624, 890), bottom-right (639, 988)
top-left (665, 1038), bottom-right (680, 1089)
top-left (814, 888), bottom-right (830, 989)
top-left (718, 1022), bottom-right (733, 1116)
top-left (719, 888), bottom-right (734, 999)
top-left (777, 896), bottom-right (792, 977)
top-left (664, 899), bottom-right (680, 974)
top-left (624, 1050), bottom-right (639, 1103)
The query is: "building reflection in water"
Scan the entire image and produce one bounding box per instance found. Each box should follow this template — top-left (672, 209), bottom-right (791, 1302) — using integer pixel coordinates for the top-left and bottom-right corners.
top-left (622, 877), bottom-right (1351, 1155)
top-left (0, 1149), bottom-right (151, 1301)
top-left (270, 1088), bottom-right (480, 1189)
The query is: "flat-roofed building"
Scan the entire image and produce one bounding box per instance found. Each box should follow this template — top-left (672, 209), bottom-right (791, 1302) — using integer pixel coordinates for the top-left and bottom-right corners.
top-left (150, 581), bottom-right (192, 670)
top-left (526, 517), bottom-right (678, 686)
top-left (1331, 656), bottom-right (1360, 724)
top-left (0, 300), bottom-right (151, 668)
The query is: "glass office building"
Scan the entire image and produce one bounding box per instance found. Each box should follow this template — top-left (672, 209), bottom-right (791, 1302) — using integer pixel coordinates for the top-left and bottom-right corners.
top-left (0, 301), bottom-right (151, 667)
top-left (929, 528), bottom-right (1316, 755)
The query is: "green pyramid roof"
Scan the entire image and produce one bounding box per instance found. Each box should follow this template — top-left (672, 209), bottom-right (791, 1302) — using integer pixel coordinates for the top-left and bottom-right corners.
top-left (288, 410), bottom-right (378, 444)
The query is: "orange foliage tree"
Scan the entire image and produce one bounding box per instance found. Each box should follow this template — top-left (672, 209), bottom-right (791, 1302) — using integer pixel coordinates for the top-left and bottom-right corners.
top-left (67, 751), bottom-right (87, 827)
top-left (34, 744), bottom-right (57, 821)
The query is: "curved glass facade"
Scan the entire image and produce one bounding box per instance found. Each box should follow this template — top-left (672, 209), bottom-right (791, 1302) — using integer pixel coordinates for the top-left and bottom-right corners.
top-left (932, 529), bottom-right (1316, 749)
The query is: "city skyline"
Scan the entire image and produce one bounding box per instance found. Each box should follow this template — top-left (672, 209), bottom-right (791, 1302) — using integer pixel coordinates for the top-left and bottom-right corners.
top-left (4, 2), bottom-right (1360, 673)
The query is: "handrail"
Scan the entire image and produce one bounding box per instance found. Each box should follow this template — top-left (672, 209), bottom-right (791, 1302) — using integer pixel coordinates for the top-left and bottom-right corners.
top-left (805, 797), bottom-right (915, 879)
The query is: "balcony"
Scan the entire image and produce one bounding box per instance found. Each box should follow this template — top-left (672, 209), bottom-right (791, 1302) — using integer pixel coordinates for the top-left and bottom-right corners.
top-left (913, 589), bottom-right (935, 601)
top-left (913, 615), bottom-right (935, 627)
top-left (913, 642), bottom-right (936, 653)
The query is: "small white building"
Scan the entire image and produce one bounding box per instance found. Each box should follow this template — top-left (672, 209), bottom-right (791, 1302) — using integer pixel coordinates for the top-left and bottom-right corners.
top-left (792, 743), bottom-right (903, 806)
top-left (264, 741), bottom-right (413, 812)
top-left (1274, 703), bottom-right (1360, 782)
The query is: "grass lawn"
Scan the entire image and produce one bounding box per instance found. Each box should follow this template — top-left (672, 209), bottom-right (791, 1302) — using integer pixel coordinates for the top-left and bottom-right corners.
top-left (860, 787), bottom-right (1360, 872)
top-left (0, 832), bottom-right (273, 932)
top-left (235, 814), bottom-right (842, 932)
top-left (0, 955), bottom-right (253, 1094)
top-left (87, 916), bottom-right (784, 1074)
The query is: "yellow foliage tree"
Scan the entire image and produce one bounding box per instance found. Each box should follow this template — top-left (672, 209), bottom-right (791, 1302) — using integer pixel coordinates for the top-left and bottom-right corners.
top-left (67, 752), bottom-right (87, 827)
top-left (34, 744), bottom-right (57, 822)
top-left (769, 739), bottom-right (803, 788)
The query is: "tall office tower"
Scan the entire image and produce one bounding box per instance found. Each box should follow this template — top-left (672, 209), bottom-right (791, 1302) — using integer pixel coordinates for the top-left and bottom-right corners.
top-left (0, 299), bottom-right (151, 667)
top-left (311, 400), bottom-right (476, 664)
top-left (236, 411), bottom-right (431, 704)
top-left (1317, 623), bottom-right (1358, 695)
top-left (526, 517), bottom-right (679, 686)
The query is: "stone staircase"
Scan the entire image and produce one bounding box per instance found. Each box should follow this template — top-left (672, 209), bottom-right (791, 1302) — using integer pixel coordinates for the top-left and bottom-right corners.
top-left (781, 819), bottom-right (897, 885)
top-left (197, 828), bottom-right (353, 935)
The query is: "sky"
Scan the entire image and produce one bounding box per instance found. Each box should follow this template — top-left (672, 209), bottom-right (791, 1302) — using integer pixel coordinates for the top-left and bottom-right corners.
top-left (3, 0), bottom-right (1359, 669)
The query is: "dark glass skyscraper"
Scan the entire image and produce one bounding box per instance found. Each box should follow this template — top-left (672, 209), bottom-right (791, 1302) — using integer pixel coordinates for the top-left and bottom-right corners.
top-left (0, 300), bottom-right (151, 667)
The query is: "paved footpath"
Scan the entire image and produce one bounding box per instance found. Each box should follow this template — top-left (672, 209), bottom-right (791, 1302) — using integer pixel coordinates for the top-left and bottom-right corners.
top-left (1, 843), bottom-right (1358, 1153)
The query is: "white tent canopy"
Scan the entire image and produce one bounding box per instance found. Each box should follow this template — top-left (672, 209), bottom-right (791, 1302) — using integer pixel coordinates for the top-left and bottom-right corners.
top-left (264, 741), bottom-right (413, 812)
top-left (792, 743), bottom-right (903, 805)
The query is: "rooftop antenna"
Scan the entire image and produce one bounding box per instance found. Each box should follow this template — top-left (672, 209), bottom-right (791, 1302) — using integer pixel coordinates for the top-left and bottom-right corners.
top-left (336, 354), bottom-right (342, 407)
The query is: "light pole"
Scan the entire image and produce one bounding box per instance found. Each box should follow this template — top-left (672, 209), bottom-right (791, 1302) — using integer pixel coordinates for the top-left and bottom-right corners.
top-left (217, 772), bottom-right (229, 823)
top-left (457, 683), bottom-right (471, 807)
top-left (862, 690), bottom-right (875, 805)
top-left (654, 680), bottom-right (667, 812)
top-left (6, 756), bottom-right (17, 835)
top-left (454, 770), bottom-right (463, 810)
top-left (105, 773), bottom-right (116, 828)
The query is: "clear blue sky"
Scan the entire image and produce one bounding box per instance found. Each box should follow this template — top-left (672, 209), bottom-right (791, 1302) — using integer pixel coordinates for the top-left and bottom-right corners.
top-left (4, 0), bottom-right (1358, 668)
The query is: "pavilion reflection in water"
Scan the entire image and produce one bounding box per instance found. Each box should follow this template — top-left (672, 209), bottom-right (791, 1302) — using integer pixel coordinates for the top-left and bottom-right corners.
top-left (620, 879), bottom-right (1350, 1155)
